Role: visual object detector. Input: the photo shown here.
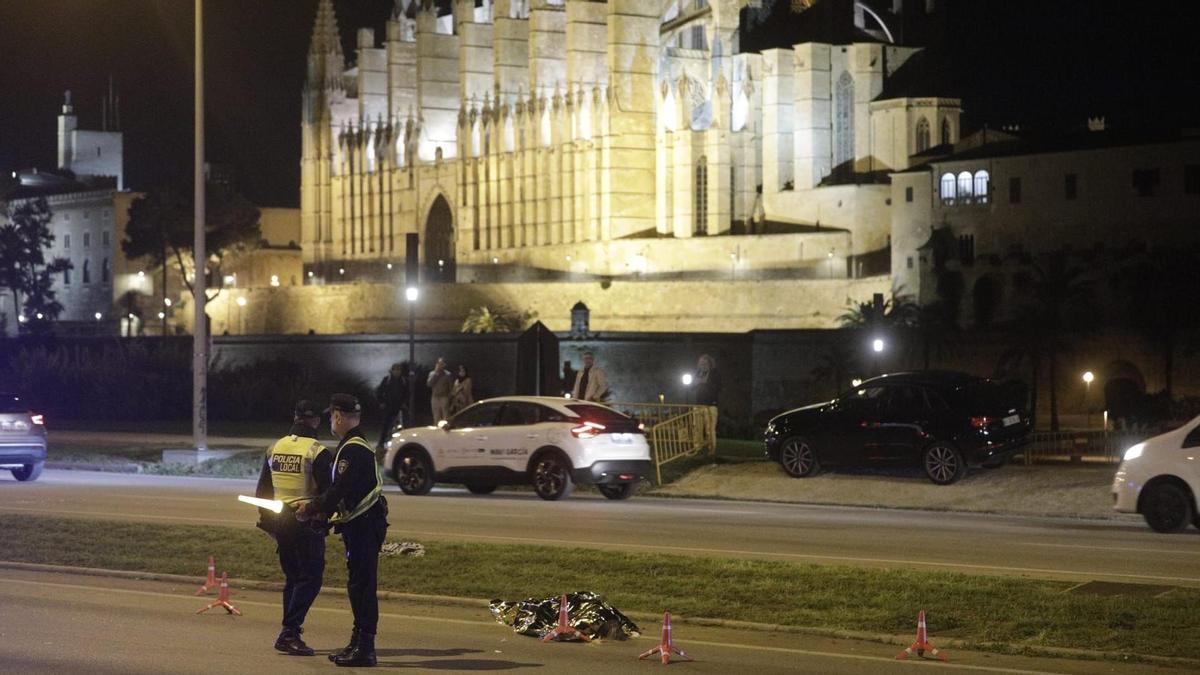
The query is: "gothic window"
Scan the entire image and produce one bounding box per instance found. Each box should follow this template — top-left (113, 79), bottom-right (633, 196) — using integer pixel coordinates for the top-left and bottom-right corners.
top-left (64, 234), bottom-right (70, 249)
top-left (958, 234), bottom-right (975, 264)
top-left (940, 172), bottom-right (956, 204)
top-left (834, 72), bottom-right (855, 175)
top-left (915, 117), bottom-right (931, 153)
top-left (956, 171), bottom-right (973, 200)
top-left (64, 265), bottom-right (71, 285)
top-left (940, 118), bottom-right (952, 145)
top-left (83, 260), bottom-right (91, 284)
top-left (102, 258), bottom-right (109, 283)
top-left (973, 170), bottom-right (989, 203)
top-left (694, 156), bottom-right (708, 236)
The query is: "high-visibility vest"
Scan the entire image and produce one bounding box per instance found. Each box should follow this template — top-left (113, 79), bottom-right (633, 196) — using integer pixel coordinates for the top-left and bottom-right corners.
top-left (267, 434), bottom-right (327, 507)
top-left (329, 437), bottom-right (383, 524)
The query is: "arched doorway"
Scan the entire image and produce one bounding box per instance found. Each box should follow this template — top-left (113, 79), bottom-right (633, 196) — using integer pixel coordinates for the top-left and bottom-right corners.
top-left (424, 194), bottom-right (455, 283)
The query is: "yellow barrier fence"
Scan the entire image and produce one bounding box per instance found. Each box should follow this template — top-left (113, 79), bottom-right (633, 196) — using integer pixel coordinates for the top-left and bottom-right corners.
top-left (613, 402), bottom-right (717, 484)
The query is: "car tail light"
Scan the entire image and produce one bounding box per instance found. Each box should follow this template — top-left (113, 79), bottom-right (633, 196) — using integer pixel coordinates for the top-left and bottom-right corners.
top-left (571, 421), bottom-right (606, 439)
top-left (969, 416), bottom-right (993, 429)
top-left (30, 414), bottom-right (44, 426)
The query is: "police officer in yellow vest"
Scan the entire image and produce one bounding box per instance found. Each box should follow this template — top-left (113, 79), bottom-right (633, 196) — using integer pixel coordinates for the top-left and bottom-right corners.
top-left (298, 393), bottom-right (388, 668)
top-left (254, 399), bottom-right (332, 656)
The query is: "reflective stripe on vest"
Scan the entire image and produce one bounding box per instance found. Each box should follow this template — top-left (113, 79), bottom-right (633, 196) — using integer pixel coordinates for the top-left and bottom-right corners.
top-left (329, 437), bottom-right (383, 524)
top-left (268, 435), bottom-right (326, 507)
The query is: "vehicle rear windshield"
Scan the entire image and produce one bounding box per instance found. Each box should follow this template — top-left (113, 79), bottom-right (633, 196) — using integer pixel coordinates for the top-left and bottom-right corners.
top-left (0, 395), bottom-right (29, 413)
top-left (566, 405), bottom-right (632, 424)
top-left (958, 381), bottom-right (1024, 413)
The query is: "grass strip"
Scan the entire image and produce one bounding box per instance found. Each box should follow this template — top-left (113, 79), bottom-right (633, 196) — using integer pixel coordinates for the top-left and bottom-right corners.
top-left (2, 515), bottom-right (1197, 660)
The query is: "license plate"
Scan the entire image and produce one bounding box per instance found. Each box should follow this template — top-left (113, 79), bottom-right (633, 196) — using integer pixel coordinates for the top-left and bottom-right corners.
top-left (611, 433), bottom-right (632, 444)
top-left (1002, 415), bottom-right (1020, 427)
top-left (0, 421), bottom-right (29, 432)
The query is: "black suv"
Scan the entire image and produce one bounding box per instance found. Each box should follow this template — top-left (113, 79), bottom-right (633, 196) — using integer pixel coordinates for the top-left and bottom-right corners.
top-left (763, 371), bottom-right (1030, 484)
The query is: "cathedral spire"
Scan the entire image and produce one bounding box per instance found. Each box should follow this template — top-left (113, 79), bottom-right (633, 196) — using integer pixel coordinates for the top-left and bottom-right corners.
top-left (308, 0), bottom-right (345, 90)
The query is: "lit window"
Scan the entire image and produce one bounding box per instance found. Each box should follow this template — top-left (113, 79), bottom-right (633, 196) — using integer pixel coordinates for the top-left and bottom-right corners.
top-left (940, 173), bottom-right (956, 204)
top-left (957, 171), bottom-right (973, 200)
top-left (915, 117), bottom-right (930, 153)
top-left (973, 170), bottom-right (989, 203)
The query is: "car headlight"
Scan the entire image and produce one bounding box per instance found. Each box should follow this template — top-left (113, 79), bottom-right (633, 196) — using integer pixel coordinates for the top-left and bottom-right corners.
top-left (1123, 443), bottom-right (1145, 461)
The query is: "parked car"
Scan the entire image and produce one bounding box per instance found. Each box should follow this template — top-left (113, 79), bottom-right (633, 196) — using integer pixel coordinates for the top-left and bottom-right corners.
top-left (0, 393), bottom-right (47, 482)
top-left (1112, 414), bottom-right (1200, 533)
top-left (383, 396), bottom-right (652, 501)
top-left (763, 371), bottom-right (1031, 485)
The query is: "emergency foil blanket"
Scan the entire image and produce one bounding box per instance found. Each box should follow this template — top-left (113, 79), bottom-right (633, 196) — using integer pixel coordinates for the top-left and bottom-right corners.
top-left (488, 591), bottom-right (640, 641)
top-left (380, 541), bottom-right (425, 557)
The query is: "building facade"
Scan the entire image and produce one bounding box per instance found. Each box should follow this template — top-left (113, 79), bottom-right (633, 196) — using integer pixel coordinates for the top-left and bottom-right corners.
top-left (299, 0), bottom-right (956, 285)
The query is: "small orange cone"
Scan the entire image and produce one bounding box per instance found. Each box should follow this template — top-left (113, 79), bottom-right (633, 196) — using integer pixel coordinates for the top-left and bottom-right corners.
top-left (195, 572), bottom-right (242, 616)
top-left (895, 610), bottom-right (945, 661)
top-left (540, 595), bottom-right (591, 642)
top-left (195, 556), bottom-right (217, 595)
top-left (638, 612), bottom-right (693, 665)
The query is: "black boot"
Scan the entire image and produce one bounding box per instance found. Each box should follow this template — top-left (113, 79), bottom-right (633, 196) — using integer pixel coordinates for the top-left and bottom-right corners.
top-left (328, 629), bottom-right (360, 662)
top-left (334, 631), bottom-right (376, 667)
top-left (274, 627), bottom-right (315, 656)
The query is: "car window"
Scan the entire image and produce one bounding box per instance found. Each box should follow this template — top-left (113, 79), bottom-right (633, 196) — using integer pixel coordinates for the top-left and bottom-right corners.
top-left (497, 402), bottom-right (542, 426)
top-left (538, 405), bottom-right (571, 423)
top-left (884, 386), bottom-right (926, 415)
top-left (450, 402), bottom-right (501, 428)
top-left (923, 388), bottom-right (951, 412)
top-left (839, 386), bottom-right (887, 413)
top-left (566, 404), bottom-right (632, 424)
top-left (1184, 426), bottom-right (1200, 449)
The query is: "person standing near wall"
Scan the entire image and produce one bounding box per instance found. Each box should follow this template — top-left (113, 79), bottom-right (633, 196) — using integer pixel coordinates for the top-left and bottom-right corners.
top-left (426, 357), bottom-right (454, 423)
top-left (571, 351), bottom-right (609, 402)
top-left (693, 354), bottom-right (721, 407)
top-left (374, 362), bottom-right (409, 449)
top-left (449, 364), bottom-right (474, 415)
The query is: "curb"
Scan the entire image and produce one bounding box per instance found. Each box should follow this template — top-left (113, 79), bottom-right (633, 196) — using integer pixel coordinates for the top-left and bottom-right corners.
top-left (3, 560), bottom-right (1197, 670)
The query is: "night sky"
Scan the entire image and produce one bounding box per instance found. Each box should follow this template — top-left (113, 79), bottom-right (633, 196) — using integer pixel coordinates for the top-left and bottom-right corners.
top-left (0, 1), bottom-right (1196, 208)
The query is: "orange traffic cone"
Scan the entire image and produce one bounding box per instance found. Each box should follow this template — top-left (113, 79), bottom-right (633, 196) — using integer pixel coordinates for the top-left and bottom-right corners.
top-left (195, 572), bottom-right (242, 616)
top-left (540, 595), bottom-right (591, 642)
top-left (895, 610), bottom-right (945, 661)
top-left (638, 611), bottom-right (692, 665)
top-left (195, 556), bottom-right (217, 595)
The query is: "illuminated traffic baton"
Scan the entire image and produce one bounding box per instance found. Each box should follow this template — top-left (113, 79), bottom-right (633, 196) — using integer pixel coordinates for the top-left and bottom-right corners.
top-left (237, 495), bottom-right (283, 513)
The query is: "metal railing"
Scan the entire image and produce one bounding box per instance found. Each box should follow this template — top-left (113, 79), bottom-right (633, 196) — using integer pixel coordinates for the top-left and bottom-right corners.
top-left (1022, 430), bottom-right (1145, 464)
top-left (613, 402), bottom-right (717, 484)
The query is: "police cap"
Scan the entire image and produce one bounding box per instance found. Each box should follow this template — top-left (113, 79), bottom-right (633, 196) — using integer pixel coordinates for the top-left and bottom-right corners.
top-left (294, 400), bottom-right (320, 419)
top-left (325, 393), bottom-right (362, 414)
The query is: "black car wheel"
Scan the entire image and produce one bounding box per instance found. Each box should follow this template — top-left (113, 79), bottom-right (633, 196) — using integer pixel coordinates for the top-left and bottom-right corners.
top-left (779, 437), bottom-right (820, 478)
top-left (395, 450), bottom-right (434, 495)
top-left (11, 461), bottom-right (43, 482)
top-left (532, 452), bottom-right (575, 501)
top-left (466, 483), bottom-right (497, 495)
top-left (598, 483), bottom-right (635, 500)
top-left (923, 442), bottom-right (966, 485)
top-left (1141, 482), bottom-right (1194, 533)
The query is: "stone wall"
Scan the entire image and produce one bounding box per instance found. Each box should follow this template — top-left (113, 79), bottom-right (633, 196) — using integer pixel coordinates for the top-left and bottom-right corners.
top-left (190, 275), bottom-right (893, 336)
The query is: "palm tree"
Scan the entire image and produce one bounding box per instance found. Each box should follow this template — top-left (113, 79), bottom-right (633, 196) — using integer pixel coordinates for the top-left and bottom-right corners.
top-left (1012, 251), bottom-right (1096, 431)
top-left (810, 341), bottom-right (861, 399)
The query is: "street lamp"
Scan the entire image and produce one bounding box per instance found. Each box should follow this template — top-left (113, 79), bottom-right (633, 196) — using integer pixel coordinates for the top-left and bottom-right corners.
top-left (872, 338), bottom-right (885, 353)
top-left (1082, 371), bottom-right (1095, 427)
top-left (406, 286), bottom-right (419, 422)
top-left (681, 373), bottom-right (694, 386)
top-left (871, 337), bottom-right (885, 376)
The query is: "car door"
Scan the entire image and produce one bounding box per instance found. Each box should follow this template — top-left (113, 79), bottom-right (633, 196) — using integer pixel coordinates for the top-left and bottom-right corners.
top-left (826, 385), bottom-right (887, 464)
top-left (489, 402), bottom-right (544, 472)
top-left (439, 402), bottom-right (502, 468)
top-left (871, 385), bottom-right (932, 461)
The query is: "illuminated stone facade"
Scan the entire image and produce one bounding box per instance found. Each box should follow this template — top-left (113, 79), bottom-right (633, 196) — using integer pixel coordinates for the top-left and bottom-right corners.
top-left (299, 0), bottom-right (957, 286)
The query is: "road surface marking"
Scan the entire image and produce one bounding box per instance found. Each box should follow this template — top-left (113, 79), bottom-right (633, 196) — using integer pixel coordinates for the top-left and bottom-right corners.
top-left (1, 505), bottom-right (1197, 585)
top-left (1024, 542), bottom-right (1200, 555)
top-left (0, 576), bottom-right (1064, 674)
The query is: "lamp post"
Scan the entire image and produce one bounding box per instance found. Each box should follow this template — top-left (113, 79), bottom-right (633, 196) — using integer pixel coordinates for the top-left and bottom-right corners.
top-left (871, 337), bottom-right (885, 375)
top-left (406, 286), bottom-right (419, 422)
top-left (192, 0), bottom-right (208, 454)
top-left (1082, 371), bottom-right (1094, 427)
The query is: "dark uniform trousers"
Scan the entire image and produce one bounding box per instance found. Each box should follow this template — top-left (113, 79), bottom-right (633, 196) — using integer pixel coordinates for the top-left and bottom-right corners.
top-left (276, 516), bottom-right (326, 630)
top-left (340, 501), bottom-right (388, 635)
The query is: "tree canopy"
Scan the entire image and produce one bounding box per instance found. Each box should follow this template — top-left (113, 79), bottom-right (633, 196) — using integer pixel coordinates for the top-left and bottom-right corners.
top-left (0, 197), bottom-right (71, 331)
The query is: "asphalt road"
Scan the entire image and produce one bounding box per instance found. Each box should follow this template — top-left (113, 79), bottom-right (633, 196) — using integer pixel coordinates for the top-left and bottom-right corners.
top-left (1, 469), bottom-right (1198, 588)
top-left (0, 567), bottom-right (1183, 675)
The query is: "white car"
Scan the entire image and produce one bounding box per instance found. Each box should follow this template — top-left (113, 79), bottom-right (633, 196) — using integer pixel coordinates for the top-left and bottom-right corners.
top-left (383, 396), bottom-right (653, 501)
top-left (1112, 414), bottom-right (1200, 533)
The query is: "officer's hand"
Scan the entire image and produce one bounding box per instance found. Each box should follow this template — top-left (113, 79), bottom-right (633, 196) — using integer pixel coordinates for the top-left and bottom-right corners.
top-left (296, 503), bottom-right (311, 521)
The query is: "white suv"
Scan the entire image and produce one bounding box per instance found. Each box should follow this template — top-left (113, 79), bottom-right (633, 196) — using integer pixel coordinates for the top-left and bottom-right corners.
top-left (1112, 414), bottom-right (1200, 533)
top-left (383, 396), bottom-right (653, 501)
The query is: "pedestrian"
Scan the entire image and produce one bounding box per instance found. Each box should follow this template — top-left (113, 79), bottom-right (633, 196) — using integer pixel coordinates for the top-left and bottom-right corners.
top-left (450, 364), bottom-right (474, 415)
top-left (571, 351), bottom-right (609, 402)
top-left (374, 362), bottom-right (410, 448)
top-left (426, 356), bottom-right (454, 423)
top-left (693, 354), bottom-right (721, 406)
top-left (298, 394), bottom-right (389, 668)
top-left (254, 400), bottom-right (331, 657)
top-left (561, 360), bottom-right (577, 397)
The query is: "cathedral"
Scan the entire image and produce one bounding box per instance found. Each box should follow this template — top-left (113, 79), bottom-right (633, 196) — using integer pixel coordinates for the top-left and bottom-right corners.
top-left (299, 0), bottom-right (955, 286)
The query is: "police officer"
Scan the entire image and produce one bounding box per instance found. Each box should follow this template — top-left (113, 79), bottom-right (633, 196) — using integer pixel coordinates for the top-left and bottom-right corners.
top-left (254, 400), bottom-right (331, 656)
top-left (298, 393), bottom-right (389, 668)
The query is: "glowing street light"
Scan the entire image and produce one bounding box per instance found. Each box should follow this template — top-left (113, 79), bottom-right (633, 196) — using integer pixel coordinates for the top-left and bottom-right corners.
top-left (235, 296), bottom-right (247, 307)
top-left (681, 373), bottom-right (694, 386)
top-left (405, 286), bottom-right (419, 302)
top-left (1083, 371), bottom-right (1095, 427)
top-left (164, 297), bottom-right (172, 307)
top-left (1082, 371), bottom-right (1094, 385)
top-left (872, 338), bottom-right (885, 353)
top-left (94, 312), bottom-right (102, 320)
